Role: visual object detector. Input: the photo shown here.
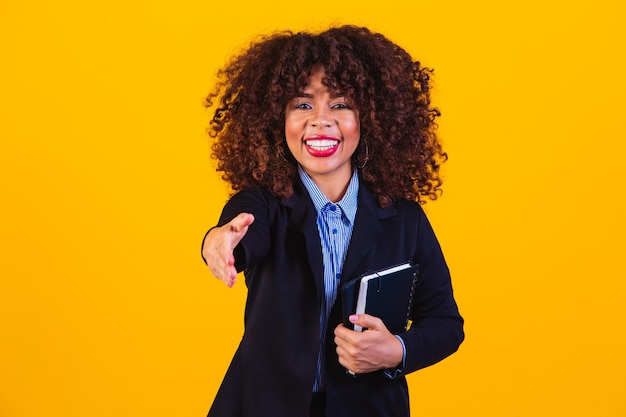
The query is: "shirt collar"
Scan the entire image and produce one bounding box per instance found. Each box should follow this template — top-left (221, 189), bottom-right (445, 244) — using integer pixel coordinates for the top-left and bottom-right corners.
top-left (298, 165), bottom-right (359, 224)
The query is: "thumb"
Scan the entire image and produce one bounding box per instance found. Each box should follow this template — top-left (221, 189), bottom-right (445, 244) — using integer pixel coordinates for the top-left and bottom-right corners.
top-left (230, 212), bottom-right (255, 232)
top-left (349, 314), bottom-right (385, 331)
top-left (227, 213), bottom-right (254, 253)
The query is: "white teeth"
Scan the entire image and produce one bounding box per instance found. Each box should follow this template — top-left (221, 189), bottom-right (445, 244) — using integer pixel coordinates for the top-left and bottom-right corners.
top-left (305, 139), bottom-right (339, 150)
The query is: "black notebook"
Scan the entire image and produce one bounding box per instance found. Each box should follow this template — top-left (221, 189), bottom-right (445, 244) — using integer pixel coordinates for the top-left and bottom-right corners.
top-left (341, 262), bottom-right (419, 333)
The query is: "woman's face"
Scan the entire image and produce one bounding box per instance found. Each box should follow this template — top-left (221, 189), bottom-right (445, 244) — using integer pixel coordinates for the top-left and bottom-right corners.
top-left (284, 65), bottom-right (360, 187)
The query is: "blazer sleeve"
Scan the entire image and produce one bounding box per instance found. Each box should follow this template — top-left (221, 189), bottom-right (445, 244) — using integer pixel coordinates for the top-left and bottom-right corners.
top-left (399, 206), bottom-right (464, 373)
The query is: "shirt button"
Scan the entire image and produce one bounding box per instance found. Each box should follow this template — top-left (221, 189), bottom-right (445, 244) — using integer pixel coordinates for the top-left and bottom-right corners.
top-left (332, 228), bottom-right (338, 234)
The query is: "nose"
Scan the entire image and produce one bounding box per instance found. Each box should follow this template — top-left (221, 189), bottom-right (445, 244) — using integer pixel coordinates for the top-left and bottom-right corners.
top-left (310, 106), bottom-right (333, 128)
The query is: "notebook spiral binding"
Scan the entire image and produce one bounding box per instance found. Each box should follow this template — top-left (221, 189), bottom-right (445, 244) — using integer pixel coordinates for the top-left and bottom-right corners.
top-left (405, 267), bottom-right (419, 331)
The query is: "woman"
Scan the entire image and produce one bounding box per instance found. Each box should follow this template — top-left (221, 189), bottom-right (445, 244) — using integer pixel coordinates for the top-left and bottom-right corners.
top-left (201, 25), bottom-right (464, 417)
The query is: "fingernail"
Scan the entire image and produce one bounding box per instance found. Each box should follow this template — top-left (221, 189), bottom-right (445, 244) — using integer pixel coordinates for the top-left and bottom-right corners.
top-left (349, 314), bottom-right (359, 322)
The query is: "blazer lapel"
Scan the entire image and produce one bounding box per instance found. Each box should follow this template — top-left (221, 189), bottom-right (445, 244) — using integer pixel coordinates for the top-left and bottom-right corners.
top-left (341, 187), bottom-right (397, 284)
top-left (282, 179), bottom-right (397, 298)
top-left (283, 182), bottom-right (325, 301)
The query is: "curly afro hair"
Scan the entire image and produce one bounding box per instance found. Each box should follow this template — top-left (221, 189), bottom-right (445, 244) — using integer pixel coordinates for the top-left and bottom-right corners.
top-left (205, 25), bottom-right (447, 207)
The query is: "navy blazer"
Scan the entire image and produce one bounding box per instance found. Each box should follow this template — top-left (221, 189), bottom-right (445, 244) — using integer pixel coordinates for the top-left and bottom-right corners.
top-left (207, 179), bottom-right (464, 417)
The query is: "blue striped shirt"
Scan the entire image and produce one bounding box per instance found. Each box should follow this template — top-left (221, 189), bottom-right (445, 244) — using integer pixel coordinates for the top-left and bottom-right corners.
top-left (298, 166), bottom-right (359, 392)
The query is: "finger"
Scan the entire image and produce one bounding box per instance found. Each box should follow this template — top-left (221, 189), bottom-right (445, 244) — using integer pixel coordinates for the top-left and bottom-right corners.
top-left (224, 269), bottom-right (237, 288)
top-left (228, 213), bottom-right (254, 253)
top-left (334, 323), bottom-right (348, 337)
top-left (336, 345), bottom-right (363, 375)
top-left (333, 324), bottom-right (355, 345)
top-left (207, 247), bottom-right (237, 287)
top-left (349, 314), bottom-right (386, 331)
top-left (230, 212), bottom-right (255, 232)
top-left (216, 261), bottom-right (237, 287)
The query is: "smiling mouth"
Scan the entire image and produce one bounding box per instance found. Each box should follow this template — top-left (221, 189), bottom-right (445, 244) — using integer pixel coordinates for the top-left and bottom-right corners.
top-left (304, 138), bottom-right (340, 151)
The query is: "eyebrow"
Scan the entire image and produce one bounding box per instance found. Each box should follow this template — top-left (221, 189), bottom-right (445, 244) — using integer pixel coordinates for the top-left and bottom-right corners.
top-left (297, 92), bottom-right (345, 99)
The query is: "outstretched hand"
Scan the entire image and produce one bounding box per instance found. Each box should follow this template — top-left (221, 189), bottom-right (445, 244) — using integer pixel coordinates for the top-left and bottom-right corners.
top-left (334, 314), bottom-right (404, 375)
top-left (202, 212), bottom-right (255, 287)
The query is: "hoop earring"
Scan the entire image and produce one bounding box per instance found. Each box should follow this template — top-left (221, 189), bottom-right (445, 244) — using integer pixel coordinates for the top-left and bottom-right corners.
top-left (278, 147), bottom-right (288, 162)
top-left (356, 140), bottom-right (369, 169)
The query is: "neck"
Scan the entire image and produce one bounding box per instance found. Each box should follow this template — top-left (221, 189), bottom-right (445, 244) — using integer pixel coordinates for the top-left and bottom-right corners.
top-left (306, 171), bottom-right (352, 203)
top-left (315, 178), bottom-right (350, 203)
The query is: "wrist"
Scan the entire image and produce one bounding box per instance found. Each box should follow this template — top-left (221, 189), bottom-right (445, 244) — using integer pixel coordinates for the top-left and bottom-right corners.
top-left (382, 335), bottom-right (406, 379)
top-left (386, 335), bottom-right (405, 368)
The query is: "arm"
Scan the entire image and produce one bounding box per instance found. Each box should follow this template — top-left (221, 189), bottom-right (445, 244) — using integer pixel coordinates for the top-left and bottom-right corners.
top-left (201, 188), bottom-right (274, 287)
top-left (333, 204), bottom-right (463, 375)
top-left (399, 207), bottom-right (464, 373)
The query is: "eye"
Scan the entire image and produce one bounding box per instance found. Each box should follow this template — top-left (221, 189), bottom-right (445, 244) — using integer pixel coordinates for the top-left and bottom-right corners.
top-left (331, 102), bottom-right (350, 110)
top-left (293, 101), bottom-right (312, 110)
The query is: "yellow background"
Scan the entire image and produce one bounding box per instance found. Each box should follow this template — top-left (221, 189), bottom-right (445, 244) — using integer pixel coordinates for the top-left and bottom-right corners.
top-left (1, 0), bottom-right (624, 416)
